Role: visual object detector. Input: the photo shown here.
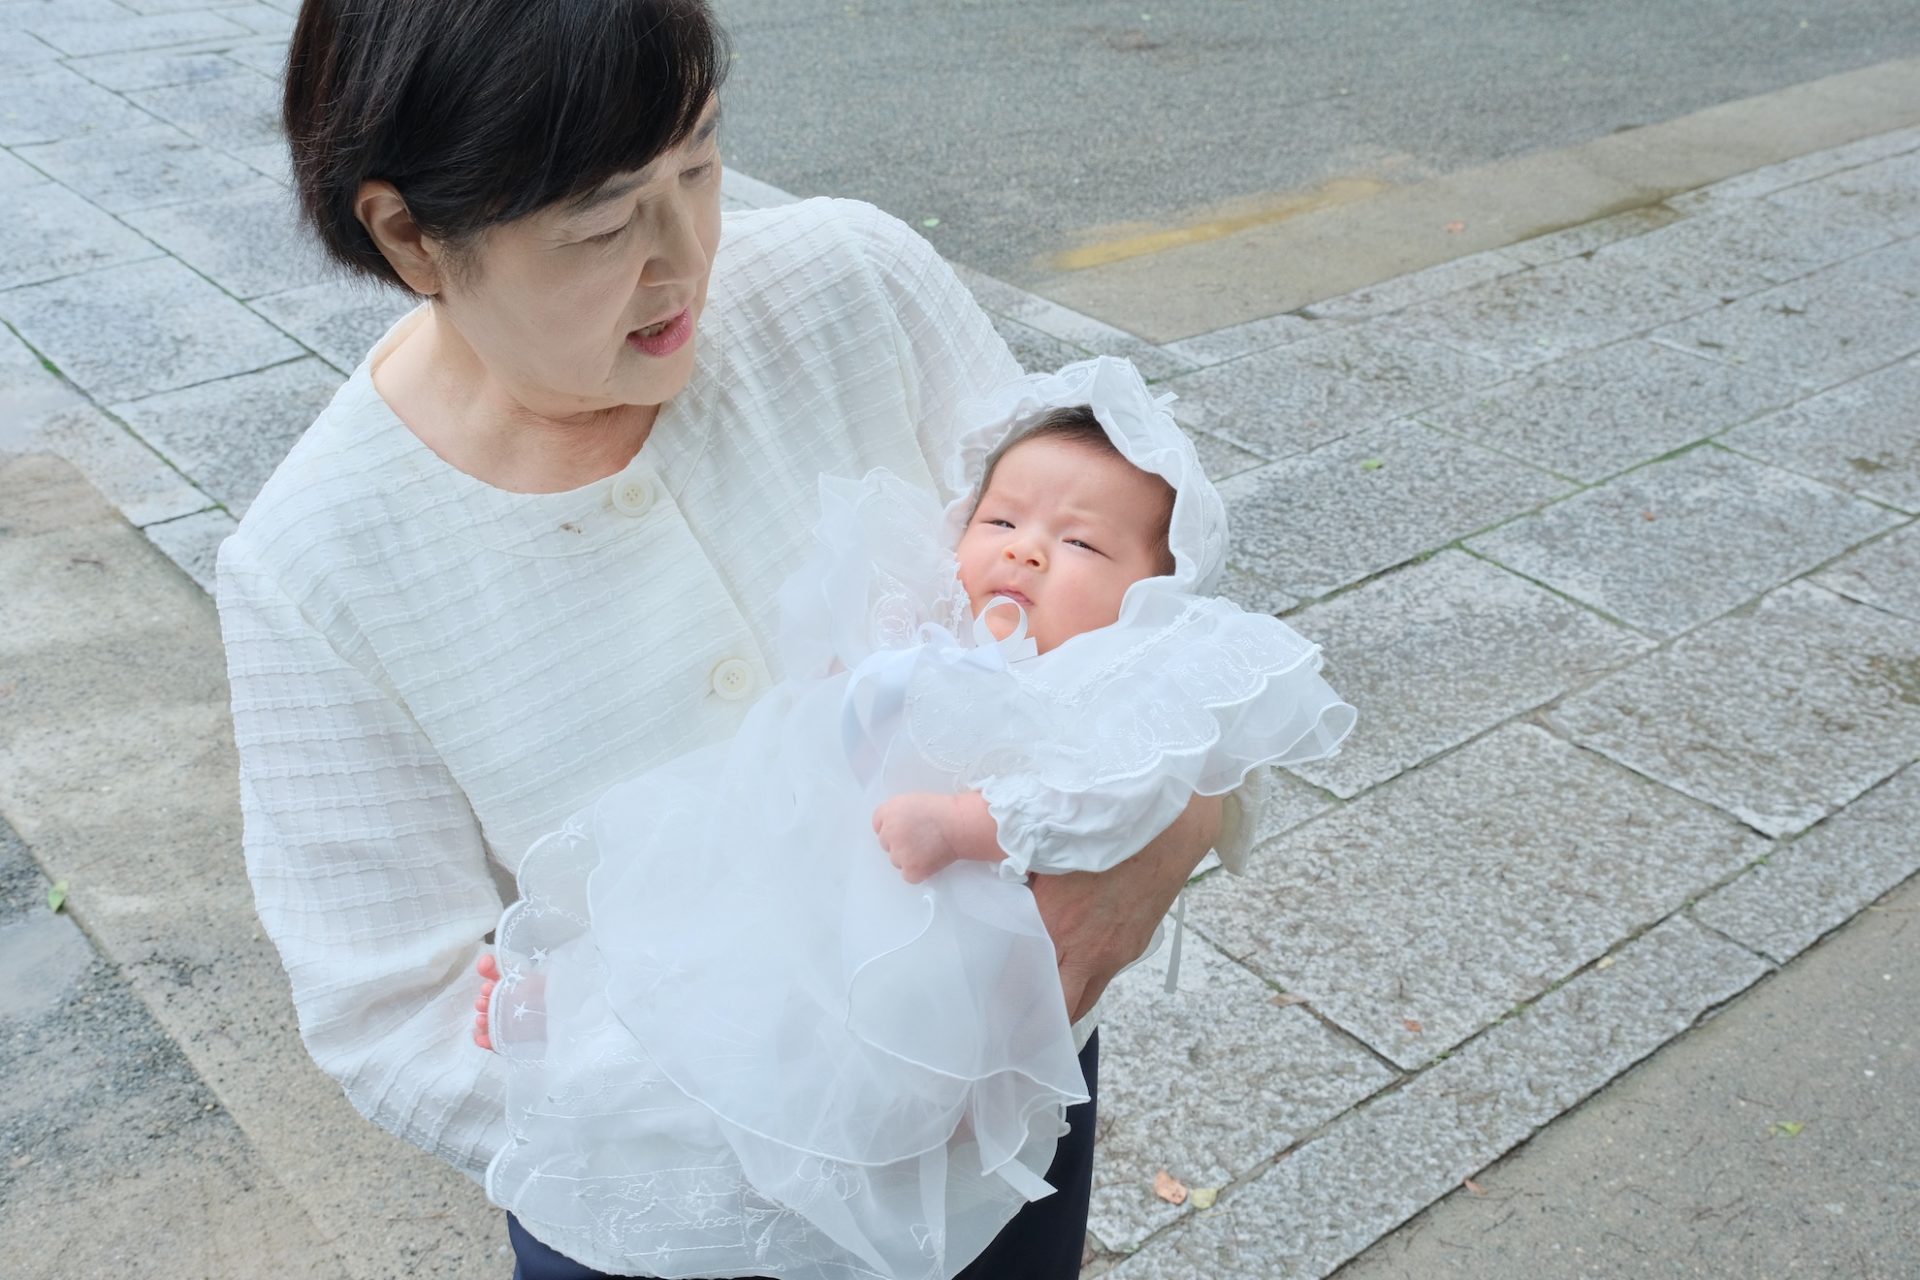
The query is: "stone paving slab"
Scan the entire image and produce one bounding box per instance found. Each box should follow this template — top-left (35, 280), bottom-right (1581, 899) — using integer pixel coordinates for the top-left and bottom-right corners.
top-left (110, 355), bottom-right (338, 516)
top-left (1339, 869), bottom-right (1920, 1280)
top-left (140, 504), bottom-right (233, 590)
top-left (16, 118), bottom-right (260, 213)
top-left (1220, 420), bottom-right (1571, 603)
top-left (1550, 580), bottom-right (1920, 839)
top-left (1768, 146), bottom-right (1920, 231)
top-left (1719, 353), bottom-right (1920, 513)
top-left (1088, 935), bottom-right (1397, 1253)
top-left (0, 257), bottom-right (303, 402)
top-left (25, 6), bottom-right (246, 56)
top-left (126, 63), bottom-right (280, 152)
top-left (0, 317), bottom-right (82, 432)
top-left (0, 141), bottom-right (47, 185)
top-left (1691, 764), bottom-right (1920, 966)
top-left (15, 401), bottom-right (212, 524)
top-left (988, 311), bottom-right (1091, 381)
top-left (1467, 444), bottom-right (1901, 637)
top-left (62, 42), bottom-right (247, 90)
top-left (0, 454), bottom-right (505, 1280)
top-left (1182, 425), bottom-right (1267, 484)
top-left (1812, 520), bottom-right (1920, 622)
top-left (1300, 250), bottom-right (1522, 323)
top-left (250, 277), bottom-right (413, 374)
top-left (122, 181), bottom-right (334, 300)
top-left (1496, 205), bottom-right (1685, 268)
top-left (1160, 312), bottom-right (1320, 370)
top-left (1281, 551), bottom-right (1653, 798)
top-left (0, 179), bottom-right (162, 289)
top-left (1653, 251), bottom-right (1920, 392)
top-left (1418, 337), bottom-right (1797, 484)
top-left (1668, 123), bottom-right (1920, 211)
top-left (1162, 325), bottom-right (1508, 462)
top-left (1108, 917), bottom-right (1768, 1280)
top-left (954, 262), bottom-right (1193, 383)
top-left (1378, 253), bottom-right (1719, 373)
top-left (1186, 724), bottom-right (1766, 1071)
top-left (0, 60), bottom-right (149, 144)
top-left (1590, 193), bottom-right (1902, 299)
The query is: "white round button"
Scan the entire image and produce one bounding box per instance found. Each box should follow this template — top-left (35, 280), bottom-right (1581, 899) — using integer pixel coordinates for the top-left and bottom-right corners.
top-left (611, 477), bottom-right (652, 517)
top-left (710, 658), bottom-right (755, 700)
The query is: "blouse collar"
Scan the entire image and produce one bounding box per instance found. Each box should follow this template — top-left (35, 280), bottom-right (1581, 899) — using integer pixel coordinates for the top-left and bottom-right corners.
top-left (344, 306), bottom-right (720, 558)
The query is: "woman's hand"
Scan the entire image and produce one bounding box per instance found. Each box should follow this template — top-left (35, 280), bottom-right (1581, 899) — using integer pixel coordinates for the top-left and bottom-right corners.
top-left (1028, 793), bottom-right (1222, 1022)
top-left (472, 953), bottom-right (499, 1050)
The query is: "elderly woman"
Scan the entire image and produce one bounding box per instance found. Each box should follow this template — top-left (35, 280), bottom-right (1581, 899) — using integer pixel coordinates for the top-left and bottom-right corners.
top-left (219, 1), bottom-right (1261, 1276)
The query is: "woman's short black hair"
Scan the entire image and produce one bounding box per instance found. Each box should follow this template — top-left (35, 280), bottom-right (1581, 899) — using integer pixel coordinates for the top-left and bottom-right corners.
top-left (284, 0), bottom-right (728, 290)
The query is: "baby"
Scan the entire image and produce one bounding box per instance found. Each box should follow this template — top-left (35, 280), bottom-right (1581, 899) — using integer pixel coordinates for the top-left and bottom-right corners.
top-left (482, 357), bottom-right (1354, 1280)
top-left (872, 404), bottom-right (1177, 884)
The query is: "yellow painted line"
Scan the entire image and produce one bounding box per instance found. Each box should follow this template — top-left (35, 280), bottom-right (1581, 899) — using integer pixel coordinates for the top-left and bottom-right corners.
top-left (1049, 176), bottom-right (1393, 272)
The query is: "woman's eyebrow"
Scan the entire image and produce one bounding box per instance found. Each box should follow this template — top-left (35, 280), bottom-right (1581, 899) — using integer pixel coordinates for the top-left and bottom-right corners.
top-left (566, 108), bottom-right (725, 215)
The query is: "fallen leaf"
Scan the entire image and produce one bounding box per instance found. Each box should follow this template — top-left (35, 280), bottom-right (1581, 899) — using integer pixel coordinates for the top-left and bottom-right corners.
top-left (1463, 1177), bottom-right (1487, 1196)
top-left (1153, 1169), bottom-right (1188, 1206)
top-left (1189, 1186), bottom-right (1219, 1210)
top-left (1360, 458), bottom-right (1385, 471)
top-left (1444, 220), bottom-right (1466, 234)
top-left (1270, 992), bottom-right (1309, 1007)
top-left (1642, 510), bottom-right (1657, 521)
top-left (1772, 1121), bottom-right (1805, 1137)
top-left (920, 217), bottom-right (941, 229)
top-left (48, 881), bottom-right (67, 913)
top-left (1402, 1017), bottom-right (1424, 1035)
top-left (1595, 955), bottom-right (1616, 970)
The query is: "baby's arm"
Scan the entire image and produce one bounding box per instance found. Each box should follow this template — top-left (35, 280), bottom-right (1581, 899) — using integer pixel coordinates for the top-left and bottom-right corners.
top-left (872, 791), bottom-right (1004, 883)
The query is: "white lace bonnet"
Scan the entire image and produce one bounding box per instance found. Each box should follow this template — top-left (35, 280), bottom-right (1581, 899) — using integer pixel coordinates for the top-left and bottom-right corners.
top-left (940, 356), bottom-right (1229, 611)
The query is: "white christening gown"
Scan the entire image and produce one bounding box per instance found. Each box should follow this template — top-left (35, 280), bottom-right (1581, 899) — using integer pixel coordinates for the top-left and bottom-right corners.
top-left (485, 361), bottom-right (1354, 1280)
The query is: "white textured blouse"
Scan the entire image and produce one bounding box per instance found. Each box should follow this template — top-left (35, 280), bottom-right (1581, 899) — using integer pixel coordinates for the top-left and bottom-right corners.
top-left (217, 198), bottom-right (1263, 1182)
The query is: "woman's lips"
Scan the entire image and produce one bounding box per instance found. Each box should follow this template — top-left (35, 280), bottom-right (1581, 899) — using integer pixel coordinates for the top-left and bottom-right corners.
top-left (626, 309), bottom-right (692, 357)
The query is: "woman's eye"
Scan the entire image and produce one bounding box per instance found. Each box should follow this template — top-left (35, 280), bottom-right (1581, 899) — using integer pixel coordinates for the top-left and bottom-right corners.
top-left (683, 161), bottom-right (715, 182)
top-left (582, 223), bottom-right (625, 245)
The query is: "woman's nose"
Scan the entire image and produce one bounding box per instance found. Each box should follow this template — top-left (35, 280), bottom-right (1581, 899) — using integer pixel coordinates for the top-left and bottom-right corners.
top-left (640, 194), bottom-right (706, 287)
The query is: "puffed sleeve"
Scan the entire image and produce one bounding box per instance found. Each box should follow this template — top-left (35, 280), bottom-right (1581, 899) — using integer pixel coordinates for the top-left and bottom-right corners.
top-left (217, 537), bottom-right (509, 1180)
top-left (839, 201), bottom-right (1023, 507)
top-left (921, 598), bottom-right (1355, 882)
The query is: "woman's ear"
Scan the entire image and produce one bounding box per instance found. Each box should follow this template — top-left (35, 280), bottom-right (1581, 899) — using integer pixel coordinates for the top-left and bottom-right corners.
top-left (355, 180), bottom-right (443, 296)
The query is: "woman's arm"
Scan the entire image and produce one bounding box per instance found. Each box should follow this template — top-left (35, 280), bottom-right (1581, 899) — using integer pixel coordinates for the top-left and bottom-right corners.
top-left (1032, 793), bottom-right (1222, 1022)
top-left (218, 539), bottom-right (509, 1179)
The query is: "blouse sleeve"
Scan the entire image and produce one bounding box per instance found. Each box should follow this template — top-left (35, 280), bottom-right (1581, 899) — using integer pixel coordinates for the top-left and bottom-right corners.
top-left (217, 538), bottom-right (509, 1180)
top-left (841, 201), bottom-right (1023, 507)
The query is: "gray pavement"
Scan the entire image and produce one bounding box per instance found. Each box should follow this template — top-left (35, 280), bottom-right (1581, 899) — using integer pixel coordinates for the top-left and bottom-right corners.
top-left (715, 0), bottom-right (1920, 284)
top-left (1337, 868), bottom-right (1920, 1280)
top-left (3, 6), bottom-right (1920, 1279)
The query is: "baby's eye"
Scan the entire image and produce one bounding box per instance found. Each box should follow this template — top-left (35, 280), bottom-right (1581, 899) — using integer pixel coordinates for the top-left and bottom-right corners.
top-left (1066, 539), bottom-right (1103, 554)
top-left (982, 518), bottom-right (1014, 529)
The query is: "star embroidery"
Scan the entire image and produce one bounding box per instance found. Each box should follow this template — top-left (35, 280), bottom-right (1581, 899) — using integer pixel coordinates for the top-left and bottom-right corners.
top-left (529, 948), bottom-right (549, 965)
top-left (513, 1002), bottom-right (530, 1021)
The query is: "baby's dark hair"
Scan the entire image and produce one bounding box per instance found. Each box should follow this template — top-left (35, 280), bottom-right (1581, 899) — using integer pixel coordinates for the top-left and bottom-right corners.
top-left (972, 405), bottom-right (1177, 575)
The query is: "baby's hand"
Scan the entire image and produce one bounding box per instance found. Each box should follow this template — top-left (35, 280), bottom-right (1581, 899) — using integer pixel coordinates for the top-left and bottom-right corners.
top-left (873, 793), bottom-right (968, 884)
top-left (473, 953), bottom-right (499, 1050)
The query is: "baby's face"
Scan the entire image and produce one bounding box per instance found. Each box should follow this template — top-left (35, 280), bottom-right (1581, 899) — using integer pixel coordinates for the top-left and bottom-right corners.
top-left (956, 435), bottom-right (1172, 654)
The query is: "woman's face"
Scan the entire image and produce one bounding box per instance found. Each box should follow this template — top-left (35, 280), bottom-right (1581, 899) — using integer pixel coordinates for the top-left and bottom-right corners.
top-left (432, 101), bottom-right (725, 421)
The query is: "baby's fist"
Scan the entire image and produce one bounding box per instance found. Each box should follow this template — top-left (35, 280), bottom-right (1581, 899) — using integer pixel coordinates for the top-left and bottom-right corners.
top-left (872, 793), bottom-right (962, 884)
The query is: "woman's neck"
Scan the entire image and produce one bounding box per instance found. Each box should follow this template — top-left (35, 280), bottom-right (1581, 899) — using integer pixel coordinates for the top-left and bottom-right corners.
top-left (372, 306), bottom-right (659, 495)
